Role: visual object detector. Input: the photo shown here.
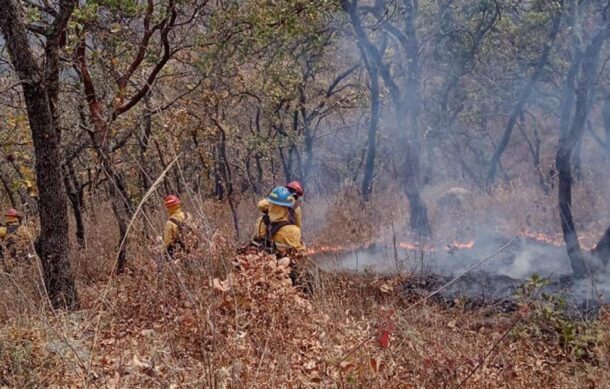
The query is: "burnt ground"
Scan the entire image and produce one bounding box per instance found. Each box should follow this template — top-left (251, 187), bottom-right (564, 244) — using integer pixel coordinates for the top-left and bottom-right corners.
top-left (313, 233), bottom-right (609, 318)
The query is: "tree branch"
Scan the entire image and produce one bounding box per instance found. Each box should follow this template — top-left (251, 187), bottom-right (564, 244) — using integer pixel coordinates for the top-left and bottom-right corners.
top-left (112, 0), bottom-right (179, 119)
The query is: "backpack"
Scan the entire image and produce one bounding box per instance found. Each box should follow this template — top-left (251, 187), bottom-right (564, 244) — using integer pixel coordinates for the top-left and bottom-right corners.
top-left (167, 213), bottom-right (197, 257)
top-left (1, 224), bottom-right (28, 271)
top-left (259, 207), bottom-right (297, 250)
top-left (4, 225), bottom-right (22, 258)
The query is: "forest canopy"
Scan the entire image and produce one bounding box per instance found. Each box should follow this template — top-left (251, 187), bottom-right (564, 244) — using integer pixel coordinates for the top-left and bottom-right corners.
top-left (0, 0), bottom-right (609, 306)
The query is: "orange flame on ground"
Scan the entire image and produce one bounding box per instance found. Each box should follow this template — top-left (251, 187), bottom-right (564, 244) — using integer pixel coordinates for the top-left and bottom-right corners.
top-left (306, 230), bottom-right (597, 256)
top-left (519, 231), bottom-right (563, 247)
top-left (306, 240), bottom-right (475, 256)
top-left (447, 241), bottom-right (475, 250)
top-left (397, 242), bottom-right (429, 250)
top-left (518, 230), bottom-right (596, 251)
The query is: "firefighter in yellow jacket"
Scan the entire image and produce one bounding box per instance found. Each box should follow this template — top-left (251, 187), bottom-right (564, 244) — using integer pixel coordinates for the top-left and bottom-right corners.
top-left (254, 181), bottom-right (304, 237)
top-left (0, 208), bottom-right (32, 271)
top-left (162, 195), bottom-right (189, 258)
top-left (256, 181), bottom-right (304, 228)
top-left (253, 186), bottom-right (303, 252)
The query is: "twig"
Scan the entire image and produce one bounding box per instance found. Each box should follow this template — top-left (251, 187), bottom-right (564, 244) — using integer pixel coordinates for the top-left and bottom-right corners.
top-left (256, 315), bottom-right (274, 375)
top-left (403, 237), bottom-right (516, 313)
top-left (454, 315), bottom-right (522, 389)
top-left (86, 155), bottom-right (182, 374)
top-left (332, 237), bottom-right (517, 368)
top-left (113, 153), bottom-right (182, 269)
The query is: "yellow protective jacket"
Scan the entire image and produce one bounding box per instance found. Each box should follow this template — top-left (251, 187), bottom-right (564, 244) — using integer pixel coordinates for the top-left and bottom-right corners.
top-left (255, 198), bottom-right (302, 226)
top-left (253, 199), bottom-right (303, 251)
top-left (272, 224), bottom-right (304, 252)
top-left (163, 208), bottom-right (187, 248)
top-left (0, 222), bottom-right (32, 260)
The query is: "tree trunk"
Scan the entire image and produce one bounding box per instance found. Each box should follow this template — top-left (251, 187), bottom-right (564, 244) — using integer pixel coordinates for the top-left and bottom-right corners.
top-left (343, 0), bottom-right (430, 233)
top-left (556, 24), bottom-right (609, 278)
top-left (0, 0), bottom-right (78, 308)
top-left (556, 148), bottom-right (587, 277)
top-left (0, 169), bottom-right (17, 208)
top-left (603, 96), bottom-right (610, 156)
top-left (593, 225), bottom-right (610, 265)
top-left (63, 162), bottom-right (86, 248)
top-left (104, 159), bottom-right (132, 273)
top-left (88, 134), bottom-right (132, 273)
top-left (279, 145), bottom-right (293, 183)
top-left (302, 126), bottom-right (314, 186)
top-left (401, 0), bottom-right (431, 235)
top-left (487, 12), bottom-right (561, 185)
top-left (255, 154), bottom-right (264, 189)
top-left (572, 136), bottom-right (583, 181)
top-left (253, 109), bottom-right (265, 191)
top-left (361, 53), bottom-right (380, 201)
top-left (138, 95), bottom-right (153, 194)
top-left (517, 114), bottom-right (549, 194)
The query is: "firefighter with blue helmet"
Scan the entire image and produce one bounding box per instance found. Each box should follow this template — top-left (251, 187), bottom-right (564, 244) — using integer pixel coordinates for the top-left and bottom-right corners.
top-left (253, 186), bottom-right (303, 252)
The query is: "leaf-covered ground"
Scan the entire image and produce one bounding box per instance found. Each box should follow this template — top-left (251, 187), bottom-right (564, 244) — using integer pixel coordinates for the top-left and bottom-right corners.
top-left (1, 250), bottom-right (609, 387)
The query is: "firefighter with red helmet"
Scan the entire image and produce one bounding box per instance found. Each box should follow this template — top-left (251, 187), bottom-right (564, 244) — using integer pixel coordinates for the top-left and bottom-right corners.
top-left (162, 195), bottom-right (190, 258)
top-left (0, 208), bottom-right (32, 271)
top-left (285, 181), bottom-right (304, 227)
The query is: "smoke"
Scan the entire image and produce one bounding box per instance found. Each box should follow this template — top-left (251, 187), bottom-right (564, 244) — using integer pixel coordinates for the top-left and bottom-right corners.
top-left (315, 232), bottom-right (610, 306)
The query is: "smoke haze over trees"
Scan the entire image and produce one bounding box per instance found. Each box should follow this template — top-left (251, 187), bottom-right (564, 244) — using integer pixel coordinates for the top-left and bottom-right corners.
top-left (1, 0), bottom-right (610, 306)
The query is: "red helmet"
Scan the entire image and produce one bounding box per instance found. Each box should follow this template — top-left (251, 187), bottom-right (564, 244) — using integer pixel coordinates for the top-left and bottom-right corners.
top-left (164, 195), bottom-right (181, 208)
top-left (5, 208), bottom-right (20, 218)
top-left (286, 181), bottom-right (304, 197)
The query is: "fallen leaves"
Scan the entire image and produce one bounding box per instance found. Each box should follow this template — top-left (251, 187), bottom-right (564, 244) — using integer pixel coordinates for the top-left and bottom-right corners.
top-left (212, 277), bottom-right (231, 292)
top-left (2, 247), bottom-right (609, 388)
top-left (132, 354), bottom-right (152, 369)
top-left (377, 309), bottom-right (396, 349)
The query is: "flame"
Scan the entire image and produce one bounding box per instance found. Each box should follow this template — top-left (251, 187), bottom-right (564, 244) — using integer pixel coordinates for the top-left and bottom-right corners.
top-left (447, 241), bottom-right (475, 250)
top-left (305, 230), bottom-right (597, 256)
top-left (519, 231), bottom-right (564, 247)
top-left (518, 230), bottom-right (596, 251)
top-left (306, 240), bottom-right (475, 256)
top-left (398, 241), bottom-right (431, 250)
top-left (304, 245), bottom-right (349, 255)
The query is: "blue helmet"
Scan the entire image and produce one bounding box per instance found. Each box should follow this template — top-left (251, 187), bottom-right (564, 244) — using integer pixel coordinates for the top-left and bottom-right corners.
top-left (267, 186), bottom-right (295, 207)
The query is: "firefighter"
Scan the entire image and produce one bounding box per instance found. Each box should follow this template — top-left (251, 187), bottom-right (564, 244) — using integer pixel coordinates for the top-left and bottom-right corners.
top-left (253, 186), bottom-right (303, 252)
top-left (255, 181), bottom-right (304, 229)
top-left (0, 208), bottom-right (32, 271)
top-left (162, 195), bottom-right (189, 258)
top-left (285, 181), bottom-right (304, 227)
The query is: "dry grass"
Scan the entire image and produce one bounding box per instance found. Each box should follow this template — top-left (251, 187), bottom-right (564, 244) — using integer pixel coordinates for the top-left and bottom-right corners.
top-left (1, 190), bottom-right (609, 387)
top-left (1, 249), bottom-right (609, 387)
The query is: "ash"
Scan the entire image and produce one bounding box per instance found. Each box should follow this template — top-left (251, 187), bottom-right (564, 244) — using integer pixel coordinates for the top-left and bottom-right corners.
top-left (314, 232), bottom-right (609, 316)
